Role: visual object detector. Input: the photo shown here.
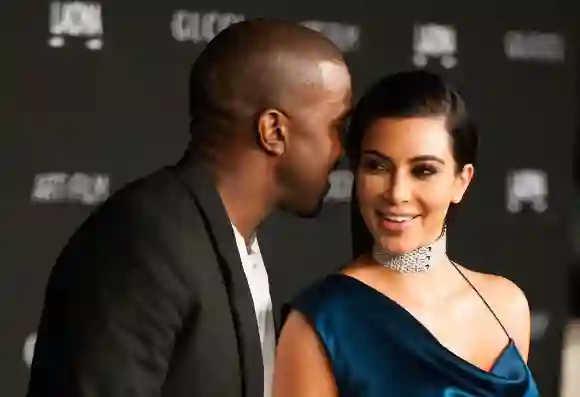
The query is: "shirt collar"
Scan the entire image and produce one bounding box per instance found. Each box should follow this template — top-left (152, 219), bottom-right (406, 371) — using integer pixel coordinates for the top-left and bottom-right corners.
top-left (231, 223), bottom-right (259, 256)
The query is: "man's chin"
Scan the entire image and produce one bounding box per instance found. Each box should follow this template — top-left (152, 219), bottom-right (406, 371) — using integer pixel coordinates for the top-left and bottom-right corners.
top-left (283, 184), bottom-right (330, 219)
top-left (289, 194), bottom-right (327, 219)
top-left (297, 199), bottom-right (325, 219)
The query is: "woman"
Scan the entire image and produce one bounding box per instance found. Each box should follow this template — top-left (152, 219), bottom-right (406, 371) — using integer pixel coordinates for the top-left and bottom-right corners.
top-left (272, 70), bottom-right (539, 396)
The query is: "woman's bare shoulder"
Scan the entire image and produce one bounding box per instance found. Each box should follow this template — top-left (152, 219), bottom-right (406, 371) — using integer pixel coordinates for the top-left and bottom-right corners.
top-left (457, 265), bottom-right (532, 359)
top-left (274, 310), bottom-right (338, 397)
top-left (460, 266), bottom-right (528, 307)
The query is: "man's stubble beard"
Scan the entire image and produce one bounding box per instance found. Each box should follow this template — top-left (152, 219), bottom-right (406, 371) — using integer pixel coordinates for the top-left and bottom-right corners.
top-left (280, 159), bottom-right (338, 219)
top-left (301, 160), bottom-right (340, 218)
top-left (297, 179), bottom-right (332, 219)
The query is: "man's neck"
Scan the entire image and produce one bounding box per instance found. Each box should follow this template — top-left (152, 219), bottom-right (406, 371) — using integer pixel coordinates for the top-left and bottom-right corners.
top-left (211, 160), bottom-right (275, 243)
top-left (217, 179), bottom-right (272, 243)
top-left (183, 144), bottom-right (276, 242)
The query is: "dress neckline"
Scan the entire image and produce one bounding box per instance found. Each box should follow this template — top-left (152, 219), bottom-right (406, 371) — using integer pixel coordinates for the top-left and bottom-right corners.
top-left (331, 273), bottom-right (521, 376)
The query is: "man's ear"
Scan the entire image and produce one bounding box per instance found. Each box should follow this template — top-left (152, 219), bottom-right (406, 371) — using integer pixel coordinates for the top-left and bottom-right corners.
top-left (257, 109), bottom-right (288, 156)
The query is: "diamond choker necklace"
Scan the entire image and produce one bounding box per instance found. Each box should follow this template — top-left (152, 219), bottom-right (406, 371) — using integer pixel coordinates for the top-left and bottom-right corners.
top-left (372, 227), bottom-right (447, 273)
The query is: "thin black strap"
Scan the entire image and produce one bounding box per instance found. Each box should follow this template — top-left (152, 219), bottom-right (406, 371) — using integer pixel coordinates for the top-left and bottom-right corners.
top-left (450, 261), bottom-right (511, 339)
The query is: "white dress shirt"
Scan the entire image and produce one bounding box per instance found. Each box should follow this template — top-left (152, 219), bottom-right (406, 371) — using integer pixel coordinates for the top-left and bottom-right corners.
top-left (231, 225), bottom-right (276, 397)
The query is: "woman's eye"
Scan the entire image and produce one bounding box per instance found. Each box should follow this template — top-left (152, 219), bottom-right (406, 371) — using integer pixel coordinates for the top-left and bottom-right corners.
top-left (412, 165), bottom-right (437, 178)
top-left (362, 159), bottom-right (387, 173)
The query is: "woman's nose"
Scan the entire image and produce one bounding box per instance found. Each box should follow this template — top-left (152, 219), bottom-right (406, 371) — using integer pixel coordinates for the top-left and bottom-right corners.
top-left (384, 173), bottom-right (411, 204)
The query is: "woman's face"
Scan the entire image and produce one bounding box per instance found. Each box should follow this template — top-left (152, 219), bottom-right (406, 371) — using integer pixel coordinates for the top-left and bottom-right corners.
top-left (356, 116), bottom-right (474, 254)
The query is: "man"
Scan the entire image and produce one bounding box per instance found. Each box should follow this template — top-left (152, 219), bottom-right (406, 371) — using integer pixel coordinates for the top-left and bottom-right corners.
top-left (27, 19), bottom-right (352, 397)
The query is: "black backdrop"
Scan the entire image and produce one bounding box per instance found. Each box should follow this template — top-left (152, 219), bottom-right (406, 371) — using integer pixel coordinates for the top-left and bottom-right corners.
top-left (0, 1), bottom-right (578, 396)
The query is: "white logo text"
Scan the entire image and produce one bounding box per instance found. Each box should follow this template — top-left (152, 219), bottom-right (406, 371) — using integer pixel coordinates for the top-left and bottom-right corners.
top-left (505, 31), bottom-right (565, 62)
top-left (49, 2), bottom-right (103, 50)
top-left (412, 23), bottom-right (457, 69)
top-left (506, 169), bottom-right (548, 213)
top-left (31, 172), bottom-right (110, 205)
top-left (325, 170), bottom-right (353, 202)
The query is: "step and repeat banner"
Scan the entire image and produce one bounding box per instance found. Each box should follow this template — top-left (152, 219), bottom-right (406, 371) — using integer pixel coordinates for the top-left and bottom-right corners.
top-left (0, 1), bottom-right (576, 396)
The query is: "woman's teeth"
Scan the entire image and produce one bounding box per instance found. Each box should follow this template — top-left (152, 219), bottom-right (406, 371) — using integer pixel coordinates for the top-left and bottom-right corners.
top-left (384, 215), bottom-right (416, 223)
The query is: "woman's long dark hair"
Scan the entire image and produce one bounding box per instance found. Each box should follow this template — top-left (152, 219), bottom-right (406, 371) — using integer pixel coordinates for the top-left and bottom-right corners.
top-left (347, 70), bottom-right (479, 259)
top-left (351, 179), bottom-right (375, 258)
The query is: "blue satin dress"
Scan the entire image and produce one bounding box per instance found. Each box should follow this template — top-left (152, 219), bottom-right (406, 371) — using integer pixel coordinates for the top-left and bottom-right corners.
top-left (289, 274), bottom-right (539, 397)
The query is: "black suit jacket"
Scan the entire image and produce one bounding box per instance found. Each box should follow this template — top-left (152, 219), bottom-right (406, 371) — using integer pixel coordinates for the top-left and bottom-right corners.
top-left (27, 161), bottom-right (279, 397)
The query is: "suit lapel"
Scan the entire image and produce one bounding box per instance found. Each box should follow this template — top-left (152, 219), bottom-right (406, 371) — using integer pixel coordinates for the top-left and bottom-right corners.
top-left (170, 161), bottom-right (263, 397)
